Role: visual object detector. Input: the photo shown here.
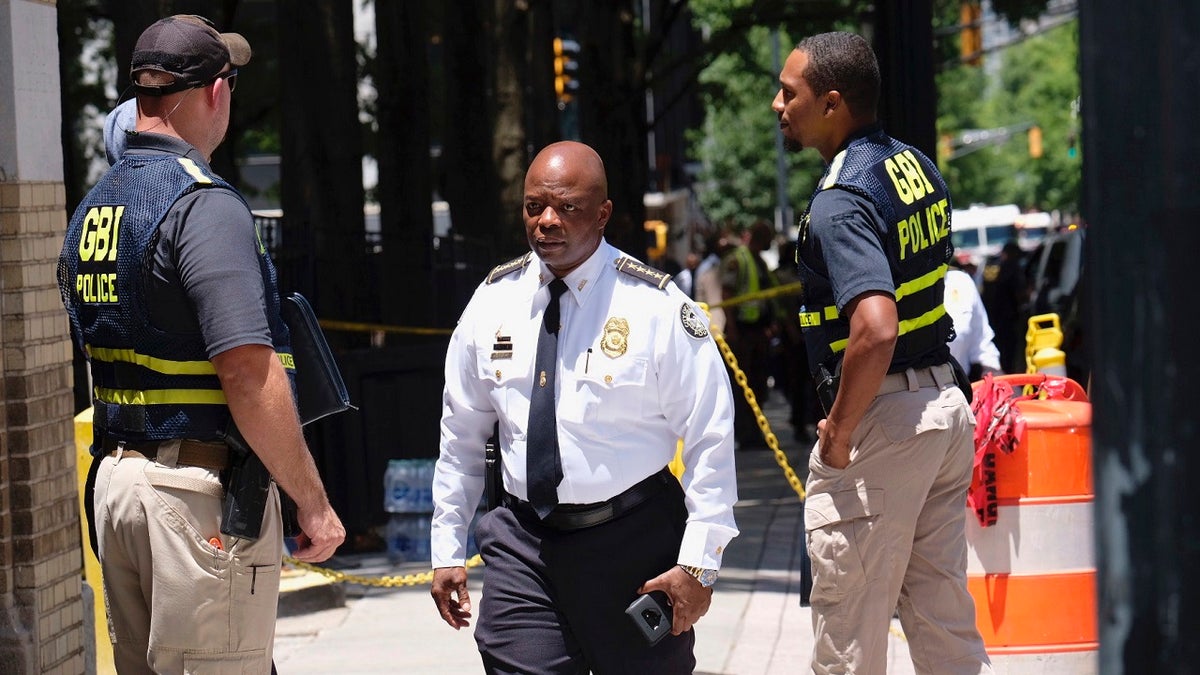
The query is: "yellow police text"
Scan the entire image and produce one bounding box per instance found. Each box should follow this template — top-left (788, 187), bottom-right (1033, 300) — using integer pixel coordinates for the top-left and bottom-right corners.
top-left (78, 205), bottom-right (124, 262)
top-left (896, 197), bottom-right (950, 261)
top-left (884, 150), bottom-right (935, 206)
top-left (77, 272), bottom-right (119, 303)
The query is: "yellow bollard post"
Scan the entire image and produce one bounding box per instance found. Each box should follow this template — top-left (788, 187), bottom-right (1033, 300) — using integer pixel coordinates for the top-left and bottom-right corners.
top-left (1024, 313), bottom-right (1064, 375)
top-left (669, 439), bottom-right (685, 481)
top-left (75, 408), bottom-right (114, 672)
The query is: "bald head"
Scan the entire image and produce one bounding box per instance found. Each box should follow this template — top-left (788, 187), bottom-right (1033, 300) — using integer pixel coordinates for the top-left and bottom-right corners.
top-left (527, 141), bottom-right (608, 201)
top-left (523, 141), bottom-right (613, 277)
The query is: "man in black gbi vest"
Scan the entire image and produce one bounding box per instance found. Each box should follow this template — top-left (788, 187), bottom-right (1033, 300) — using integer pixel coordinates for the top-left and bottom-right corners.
top-left (58, 15), bottom-right (344, 673)
top-left (773, 33), bottom-right (992, 674)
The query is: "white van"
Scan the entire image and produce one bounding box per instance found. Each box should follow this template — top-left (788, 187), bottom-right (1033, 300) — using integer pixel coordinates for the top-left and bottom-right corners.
top-left (951, 204), bottom-right (1020, 267)
top-left (1014, 211), bottom-right (1054, 250)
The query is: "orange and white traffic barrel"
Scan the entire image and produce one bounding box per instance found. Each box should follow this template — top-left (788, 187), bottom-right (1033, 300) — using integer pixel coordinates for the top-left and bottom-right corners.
top-left (966, 374), bottom-right (1097, 674)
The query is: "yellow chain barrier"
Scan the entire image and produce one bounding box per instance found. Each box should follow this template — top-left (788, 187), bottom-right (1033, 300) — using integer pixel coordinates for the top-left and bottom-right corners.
top-left (699, 294), bottom-right (807, 504)
top-left (319, 318), bottom-right (453, 337)
top-left (286, 285), bottom-right (807, 587)
top-left (283, 552), bottom-right (484, 588)
top-left (709, 281), bottom-right (802, 310)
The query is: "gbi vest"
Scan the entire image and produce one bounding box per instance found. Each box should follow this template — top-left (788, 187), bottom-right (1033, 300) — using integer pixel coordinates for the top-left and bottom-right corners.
top-left (58, 154), bottom-right (294, 442)
top-left (796, 128), bottom-right (953, 376)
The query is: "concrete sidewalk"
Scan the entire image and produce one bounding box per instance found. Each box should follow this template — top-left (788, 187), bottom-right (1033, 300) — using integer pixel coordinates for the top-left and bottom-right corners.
top-left (274, 396), bottom-right (917, 674)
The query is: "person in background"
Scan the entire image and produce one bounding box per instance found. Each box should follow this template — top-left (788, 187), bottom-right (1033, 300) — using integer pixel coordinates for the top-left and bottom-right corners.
top-left (104, 97), bottom-right (137, 164)
top-left (693, 231), bottom-right (735, 334)
top-left (674, 250), bottom-right (702, 299)
top-left (773, 31), bottom-right (992, 674)
top-left (59, 15), bottom-right (345, 673)
top-left (945, 265), bottom-right (1003, 380)
top-left (721, 220), bottom-right (779, 449)
top-left (430, 141), bottom-right (738, 674)
top-left (772, 238), bottom-right (820, 443)
top-left (981, 240), bottom-right (1029, 373)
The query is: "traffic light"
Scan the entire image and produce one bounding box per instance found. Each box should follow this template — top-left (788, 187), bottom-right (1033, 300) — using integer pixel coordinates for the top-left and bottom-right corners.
top-left (553, 37), bottom-right (580, 104)
top-left (1028, 125), bottom-right (1043, 158)
top-left (644, 219), bottom-right (667, 260)
top-left (960, 2), bottom-right (982, 66)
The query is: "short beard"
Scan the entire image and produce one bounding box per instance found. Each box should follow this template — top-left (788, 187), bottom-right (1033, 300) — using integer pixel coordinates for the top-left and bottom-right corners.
top-left (783, 136), bottom-right (802, 153)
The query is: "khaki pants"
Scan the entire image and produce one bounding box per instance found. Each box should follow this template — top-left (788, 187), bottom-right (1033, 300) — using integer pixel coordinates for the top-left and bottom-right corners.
top-left (805, 376), bottom-right (992, 675)
top-left (95, 446), bottom-right (282, 674)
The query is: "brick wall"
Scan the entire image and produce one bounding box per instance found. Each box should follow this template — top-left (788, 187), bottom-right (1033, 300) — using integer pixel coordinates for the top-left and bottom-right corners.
top-left (0, 180), bottom-right (86, 674)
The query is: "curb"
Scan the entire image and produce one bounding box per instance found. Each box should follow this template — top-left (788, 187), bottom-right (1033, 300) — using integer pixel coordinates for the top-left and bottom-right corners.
top-left (278, 567), bottom-right (346, 617)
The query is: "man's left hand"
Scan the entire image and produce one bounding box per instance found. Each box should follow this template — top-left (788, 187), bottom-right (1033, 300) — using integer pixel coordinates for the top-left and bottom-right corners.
top-left (637, 566), bottom-right (713, 635)
top-left (816, 418), bottom-right (851, 469)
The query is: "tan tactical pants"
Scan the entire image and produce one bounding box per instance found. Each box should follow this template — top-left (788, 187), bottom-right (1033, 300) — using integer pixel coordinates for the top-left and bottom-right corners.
top-left (805, 369), bottom-right (992, 675)
top-left (95, 447), bottom-right (282, 674)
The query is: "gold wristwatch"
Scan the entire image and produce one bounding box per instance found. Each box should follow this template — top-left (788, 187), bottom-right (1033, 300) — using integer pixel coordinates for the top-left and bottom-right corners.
top-left (679, 564), bottom-right (719, 588)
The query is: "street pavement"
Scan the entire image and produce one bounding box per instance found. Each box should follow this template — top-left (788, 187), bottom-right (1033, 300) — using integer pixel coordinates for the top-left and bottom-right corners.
top-left (273, 394), bottom-right (917, 674)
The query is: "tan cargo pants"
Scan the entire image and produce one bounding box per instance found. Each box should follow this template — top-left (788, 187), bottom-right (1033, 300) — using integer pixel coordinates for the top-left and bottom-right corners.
top-left (94, 445), bottom-right (282, 674)
top-left (805, 367), bottom-right (993, 675)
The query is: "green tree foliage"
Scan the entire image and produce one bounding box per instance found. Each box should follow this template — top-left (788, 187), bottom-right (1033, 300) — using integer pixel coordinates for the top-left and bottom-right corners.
top-left (687, 26), bottom-right (824, 229)
top-left (937, 20), bottom-right (1081, 211)
top-left (686, 1), bottom-right (861, 231)
top-left (56, 0), bottom-right (114, 209)
top-left (685, 0), bottom-right (1077, 230)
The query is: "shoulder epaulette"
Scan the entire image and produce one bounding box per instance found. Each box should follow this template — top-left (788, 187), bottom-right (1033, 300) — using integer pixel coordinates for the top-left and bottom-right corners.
top-left (485, 252), bottom-right (532, 284)
top-left (614, 257), bottom-right (672, 290)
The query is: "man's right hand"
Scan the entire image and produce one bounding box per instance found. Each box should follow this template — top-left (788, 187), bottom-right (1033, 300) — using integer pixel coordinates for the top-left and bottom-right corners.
top-left (290, 503), bottom-right (345, 563)
top-left (432, 566), bottom-right (473, 630)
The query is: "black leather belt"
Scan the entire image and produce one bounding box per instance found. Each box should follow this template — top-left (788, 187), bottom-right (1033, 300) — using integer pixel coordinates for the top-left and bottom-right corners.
top-left (503, 467), bottom-right (675, 531)
top-left (102, 438), bottom-right (230, 471)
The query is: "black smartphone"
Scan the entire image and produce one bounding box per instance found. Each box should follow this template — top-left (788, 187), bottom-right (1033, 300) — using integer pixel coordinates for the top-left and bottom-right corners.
top-left (624, 591), bottom-right (673, 645)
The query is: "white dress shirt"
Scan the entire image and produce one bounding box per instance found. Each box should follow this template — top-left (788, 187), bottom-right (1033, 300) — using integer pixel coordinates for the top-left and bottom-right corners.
top-left (944, 268), bottom-right (1002, 373)
top-left (432, 240), bottom-right (739, 569)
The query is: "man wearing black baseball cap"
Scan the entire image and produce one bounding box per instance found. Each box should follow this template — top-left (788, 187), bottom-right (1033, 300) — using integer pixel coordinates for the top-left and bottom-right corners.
top-left (131, 14), bottom-right (251, 95)
top-left (59, 15), bottom-right (345, 673)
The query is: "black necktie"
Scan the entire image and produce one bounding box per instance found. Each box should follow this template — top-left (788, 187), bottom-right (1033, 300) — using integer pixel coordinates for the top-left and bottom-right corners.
top-left (527, 278), bottom-right (568, 518)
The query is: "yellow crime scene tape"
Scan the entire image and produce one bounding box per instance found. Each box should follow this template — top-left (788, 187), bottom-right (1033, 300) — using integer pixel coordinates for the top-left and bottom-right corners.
top-left (287, 284), bottom-right (808, 588)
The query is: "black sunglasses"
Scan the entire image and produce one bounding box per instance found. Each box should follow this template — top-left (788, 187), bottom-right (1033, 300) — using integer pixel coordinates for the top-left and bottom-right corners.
top-left (209, 68), bottom-right (238, 93)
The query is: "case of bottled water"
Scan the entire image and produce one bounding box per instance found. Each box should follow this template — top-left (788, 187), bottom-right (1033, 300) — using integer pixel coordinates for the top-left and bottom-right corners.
top-left (383, 458), bottom-right (436, 513)
top-left (385, 513), bottom-right (432, 564)
top-left (383, 459), bottom-right (484, 564)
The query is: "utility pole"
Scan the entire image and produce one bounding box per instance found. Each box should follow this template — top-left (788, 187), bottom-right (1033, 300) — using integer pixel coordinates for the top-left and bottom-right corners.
top-left (1081, 2), bottom-right (1200, 672)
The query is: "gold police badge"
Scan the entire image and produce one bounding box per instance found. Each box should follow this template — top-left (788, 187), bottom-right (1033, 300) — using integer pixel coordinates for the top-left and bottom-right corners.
top-left (601, 317), bottom-right (629, 358)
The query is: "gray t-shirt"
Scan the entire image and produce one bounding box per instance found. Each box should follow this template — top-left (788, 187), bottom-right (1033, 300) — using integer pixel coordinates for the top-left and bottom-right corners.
top-left (125, 133), bottom-right (273, 358)
top-left (806, 188), bottom-right (895, 311)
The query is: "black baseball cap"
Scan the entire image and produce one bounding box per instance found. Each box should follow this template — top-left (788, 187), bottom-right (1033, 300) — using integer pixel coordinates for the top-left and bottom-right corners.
top-left (131, 15), bottom-right (251, 96)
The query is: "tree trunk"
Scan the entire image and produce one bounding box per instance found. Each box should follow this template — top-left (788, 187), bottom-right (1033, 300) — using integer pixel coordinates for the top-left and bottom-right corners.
top-left (570, 0), bottom-right (648, 258)
top-left (489, 0), bottom-right (532, 255)
top-left (374, 0), bottom-right (434, 328)
top-left (873, 0), bottom-right (937, 159)
top-left (277, 0), bottom-right (367, 328)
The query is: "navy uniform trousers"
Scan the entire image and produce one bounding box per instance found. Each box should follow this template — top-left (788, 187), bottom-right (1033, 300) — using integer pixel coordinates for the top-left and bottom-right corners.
top-left (474, 476), bottom-right (694, 674)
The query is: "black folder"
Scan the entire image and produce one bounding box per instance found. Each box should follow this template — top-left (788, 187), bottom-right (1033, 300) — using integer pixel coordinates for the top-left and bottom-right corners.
top-left (281, 292), bottom-right (355, 425)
